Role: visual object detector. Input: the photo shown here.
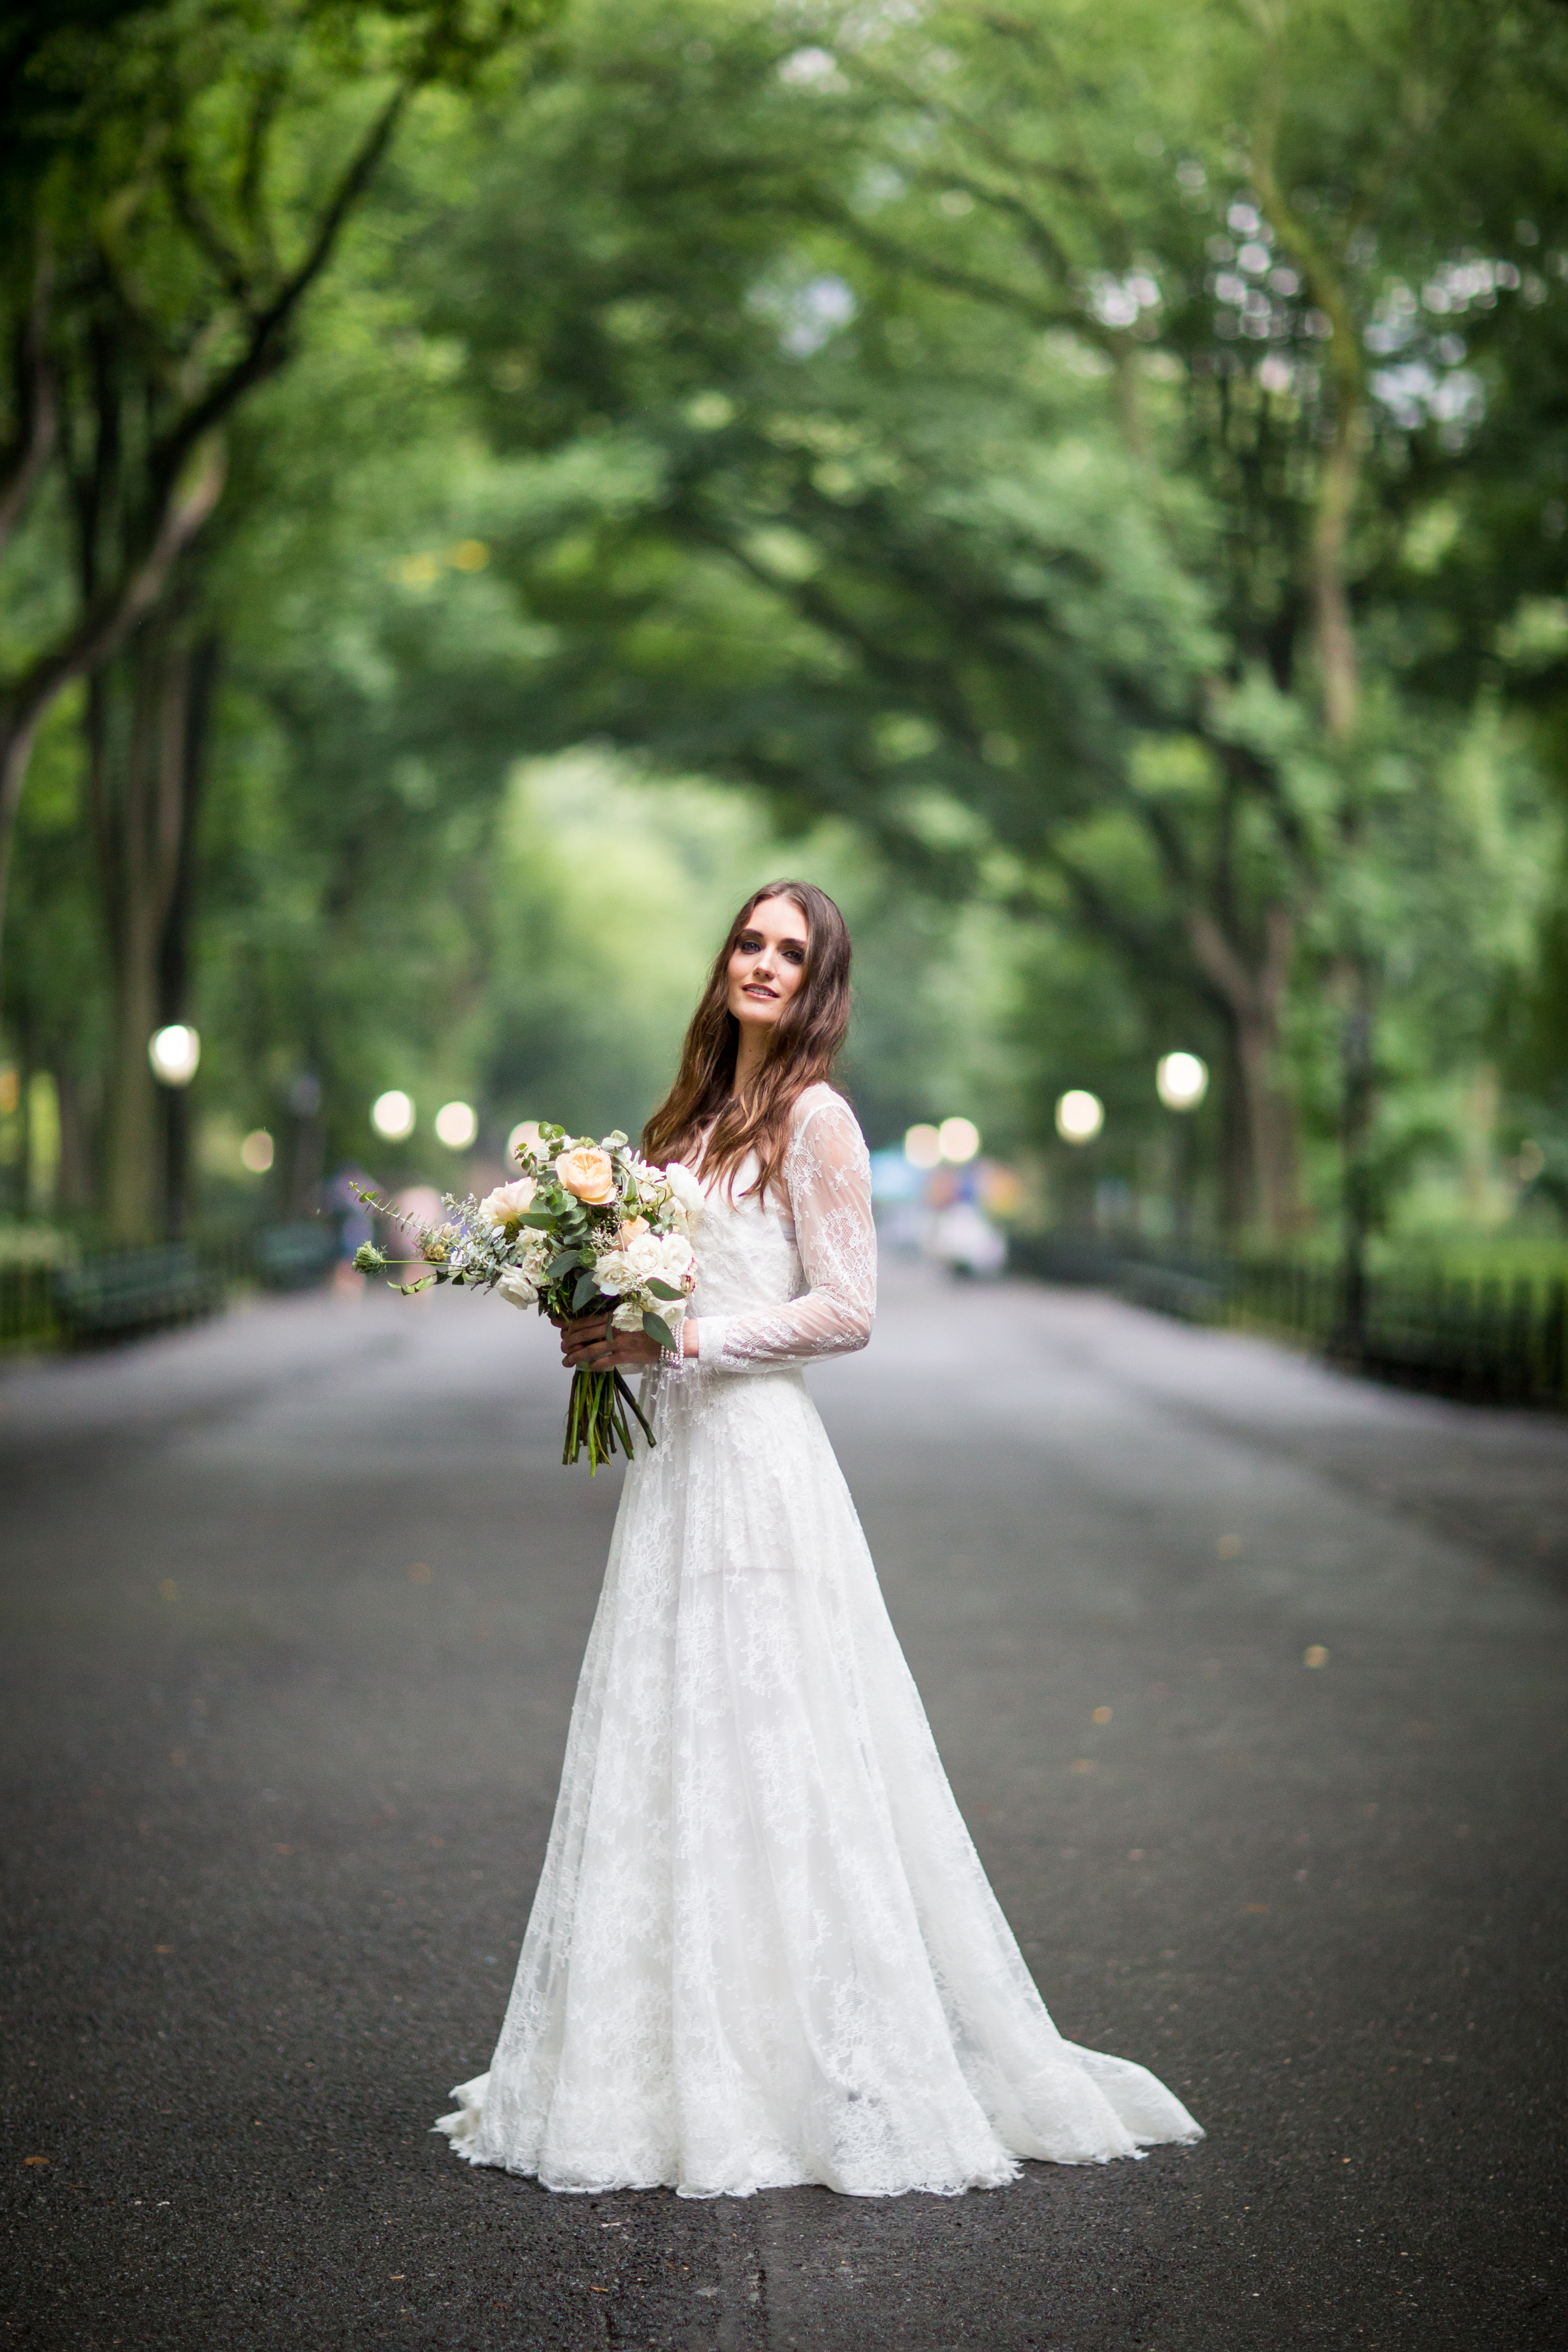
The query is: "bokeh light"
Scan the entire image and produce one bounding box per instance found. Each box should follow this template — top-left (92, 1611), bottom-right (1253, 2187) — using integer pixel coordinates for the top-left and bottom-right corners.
top-left (1156, 1051), bottom-right (1209, 1111)
top-left (240, 1129), bottom-right (274, 1173)
top-left (938, 1115), bottom-right (981, 1164)
top-left (1055, 1089), bottom-right (1104, 1144)
top-left (371, 1090), bottom-right (416, 1141)
top-left (904, 1122), bottom-right (942, 1169)
top-left (148, 1024), bottom-right (200, 1086)
top-left (508, 1120), bottom-right (542, 1165)
top-left (434, 1100), bottom-right (478, 1150)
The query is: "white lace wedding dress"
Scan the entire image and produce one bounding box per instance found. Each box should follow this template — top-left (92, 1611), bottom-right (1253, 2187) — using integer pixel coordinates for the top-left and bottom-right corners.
top-left (436, 1083), bottom-right (1200, 2197)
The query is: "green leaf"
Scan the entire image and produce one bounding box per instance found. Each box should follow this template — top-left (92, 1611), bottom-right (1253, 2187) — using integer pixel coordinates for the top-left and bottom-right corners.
top-left (642, 1310), bottom-right (676, 1351)
top-left (547, 1250), bottom-right (583, 1279)
top-left (645, 1277), bottom-right (684, 1300)
top-left (572, 1269), bottom-right (602, 1312)
top-left (513, 1209), bottom-right (557, 1229)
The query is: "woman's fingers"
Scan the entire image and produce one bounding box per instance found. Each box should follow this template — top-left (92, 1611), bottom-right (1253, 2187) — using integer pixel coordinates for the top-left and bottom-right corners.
top-left (560, 1312), bottom-right (611, 1358)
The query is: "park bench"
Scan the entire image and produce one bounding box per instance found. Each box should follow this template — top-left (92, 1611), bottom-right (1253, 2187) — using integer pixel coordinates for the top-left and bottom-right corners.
top-left (253, 1220), bottom-right (336, 1290)
top-left (54, 1244), bottom-right (221, 1344)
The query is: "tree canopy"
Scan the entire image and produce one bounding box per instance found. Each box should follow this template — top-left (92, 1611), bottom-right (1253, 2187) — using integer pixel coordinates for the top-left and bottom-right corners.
top-left (2, 0), bottom-right (1565, 1265)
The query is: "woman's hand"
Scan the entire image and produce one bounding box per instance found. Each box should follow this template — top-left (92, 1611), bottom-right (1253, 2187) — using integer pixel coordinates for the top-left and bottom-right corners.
top-left (559, 1311), bottom-right (668, 1372)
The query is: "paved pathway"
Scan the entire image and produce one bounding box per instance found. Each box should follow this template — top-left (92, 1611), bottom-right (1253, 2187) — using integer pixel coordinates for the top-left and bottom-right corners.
top-left (3, 1263), bottom-right (1565, 2350)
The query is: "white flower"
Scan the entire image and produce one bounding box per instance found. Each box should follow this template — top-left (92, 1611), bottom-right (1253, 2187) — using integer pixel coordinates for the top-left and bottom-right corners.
top-left (661, 1160), bottom-right (706, 1223)
top-left (494, 1232), bottom-right (549, 1307)
top-left (497, 1262), bottom-right (542, 1310)
top-left (479, 1176), bottom-right (537, 1228)
top-left (623, 1228), bottom-right (696, 1290)
top-left (621, 1230), bottom-right (662, 1281)
top-left (593, 1246), bottom-right (636, 1297)
top-left (612, 1293), bottom-right (687, 1339)
top-left (659, 1232), bottom-right (696, 1289)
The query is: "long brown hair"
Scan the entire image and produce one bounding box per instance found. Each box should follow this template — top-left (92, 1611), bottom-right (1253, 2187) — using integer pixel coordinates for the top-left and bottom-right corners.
top-left (643, 880), bottom-right (852, 1200)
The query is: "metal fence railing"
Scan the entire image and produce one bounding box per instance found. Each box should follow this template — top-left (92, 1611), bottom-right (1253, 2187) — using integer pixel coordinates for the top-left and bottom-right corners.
top-left (1007, 1233), bottom-right (1568, 1411)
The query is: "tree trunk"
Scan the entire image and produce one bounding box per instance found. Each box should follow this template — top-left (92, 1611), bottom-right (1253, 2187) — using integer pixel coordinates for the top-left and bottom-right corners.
top-left (91, 621), bottom-right (203, 1246)
top-left (1333, 952), bottom-right (1377, 1349)
top-left (1232, 1003), bottom-right (1303, 1243)
top-left (54, 1062), bottom-right (93, 1214)
top-left (157, 636), bottom-right (219, 1237)
top-left (1185, 903), bottom-right (1302, 1240)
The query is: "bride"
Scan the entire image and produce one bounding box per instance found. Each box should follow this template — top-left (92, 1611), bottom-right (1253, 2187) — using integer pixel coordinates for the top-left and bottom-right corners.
top-left (436, 880), bottom-right (1200, 2198)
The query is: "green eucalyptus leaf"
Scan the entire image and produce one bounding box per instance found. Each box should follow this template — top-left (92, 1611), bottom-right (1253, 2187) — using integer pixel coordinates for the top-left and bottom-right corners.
top-left (642, 1310), bottom-right (676, 1352)
top-left (645, 1277), bottom-right (684, 1300)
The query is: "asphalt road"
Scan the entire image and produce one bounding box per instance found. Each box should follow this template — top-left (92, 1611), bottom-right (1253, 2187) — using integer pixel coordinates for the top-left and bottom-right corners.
top-left (3, 1261), bottom-right (1566, 2352)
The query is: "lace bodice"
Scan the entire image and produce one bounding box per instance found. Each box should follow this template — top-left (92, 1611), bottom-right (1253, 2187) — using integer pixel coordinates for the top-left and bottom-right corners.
top-left (688, 1084), bottom-right (875, 1373)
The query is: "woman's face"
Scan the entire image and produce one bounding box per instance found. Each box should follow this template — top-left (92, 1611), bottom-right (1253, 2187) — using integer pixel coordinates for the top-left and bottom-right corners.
top-left (726, 896), bottom-right (809, 1037)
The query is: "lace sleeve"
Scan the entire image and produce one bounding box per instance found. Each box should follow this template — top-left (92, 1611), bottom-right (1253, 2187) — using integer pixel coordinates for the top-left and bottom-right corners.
top-left (696, 1094), bottom-right (876, 1372)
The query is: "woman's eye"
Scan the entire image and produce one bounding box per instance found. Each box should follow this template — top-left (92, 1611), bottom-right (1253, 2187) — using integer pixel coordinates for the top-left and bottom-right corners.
top-left (783, 947), bottom-right (805, 964)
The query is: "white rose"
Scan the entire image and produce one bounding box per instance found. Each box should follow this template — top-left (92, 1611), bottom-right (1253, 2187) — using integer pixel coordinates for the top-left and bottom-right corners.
top-left (594, 1247), bottom-right (635, 1298)
top-left (622, 1230), bottom-right (664, 1283)
top-left (480, 1176), bottom-right (538, 1228)
top-left (613, 1294), bottom-right (686, 1339)
top-left (661, 1161), bottom-right (706, 1224)
top-left (653, 1231), bottom-right (696, 1289)
top-left (497, 1263), bottom-right (541, 1310)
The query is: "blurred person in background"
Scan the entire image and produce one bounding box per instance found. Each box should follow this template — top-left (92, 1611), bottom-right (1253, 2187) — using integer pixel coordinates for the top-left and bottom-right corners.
top-left (325, 1166), bottom-right (376, 1299)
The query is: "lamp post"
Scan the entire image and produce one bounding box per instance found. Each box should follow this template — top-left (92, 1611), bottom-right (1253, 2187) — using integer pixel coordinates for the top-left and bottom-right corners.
top-left (148, 1024), bottom-right (200, 1086)
top-left (371, 1090), bottom-right (416, 1143)
top-left (1156, 1053), bottom-right (1208, 1242)
top-left (1156, 1052), bottom-right (1208, 1111)
top-left (1055, 1089), bottom-right (1104, 1145)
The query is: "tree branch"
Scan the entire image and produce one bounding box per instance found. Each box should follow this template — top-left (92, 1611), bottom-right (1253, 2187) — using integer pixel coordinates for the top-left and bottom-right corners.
top-left (150, 80), bottom-right (410, 497)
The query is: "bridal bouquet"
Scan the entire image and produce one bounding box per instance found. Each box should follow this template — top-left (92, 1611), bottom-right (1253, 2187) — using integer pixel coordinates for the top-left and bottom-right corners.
top-left (352, 1122), bottom-right (702, 1471)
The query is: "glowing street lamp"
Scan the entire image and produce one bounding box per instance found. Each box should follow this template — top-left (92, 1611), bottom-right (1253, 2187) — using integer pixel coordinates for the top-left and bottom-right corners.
top-left (371, 1090), bottom-right (416, 1141)
top-left (148, 1024), bottom-right (200, 1086)
top-left (434, 1100), bottom-right (478, 1150)
top-left (1156, 1051), bottom-right (1209, 1111)
top-left (904, 1122), bottom-right (942, 1170)
top-left (1055, 1089), bottom-right (1104, 1145)
top-left (938, 1115), bottom-right (981, 1164)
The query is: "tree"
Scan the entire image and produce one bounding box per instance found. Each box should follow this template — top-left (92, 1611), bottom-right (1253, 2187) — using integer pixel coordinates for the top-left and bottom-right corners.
top-left (409, 0), bottom-right (1568, 1242)
top-left (0, 0), bottom-right (561, 1237)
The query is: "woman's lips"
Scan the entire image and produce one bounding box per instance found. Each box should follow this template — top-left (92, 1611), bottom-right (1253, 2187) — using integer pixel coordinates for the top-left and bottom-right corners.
top-left (743, 983), bottom-right (777, 1000)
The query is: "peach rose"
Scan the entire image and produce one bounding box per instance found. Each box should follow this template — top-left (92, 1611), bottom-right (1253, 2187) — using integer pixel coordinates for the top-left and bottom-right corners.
top-left (617, 1215), bottom-right (650, 1243)
top-left (555, 1145), bottom-right (617, 1204)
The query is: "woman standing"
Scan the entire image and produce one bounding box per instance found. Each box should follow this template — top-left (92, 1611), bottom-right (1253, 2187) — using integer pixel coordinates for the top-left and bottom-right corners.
top-left (436, 881), bottom-right (1200, 2198)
